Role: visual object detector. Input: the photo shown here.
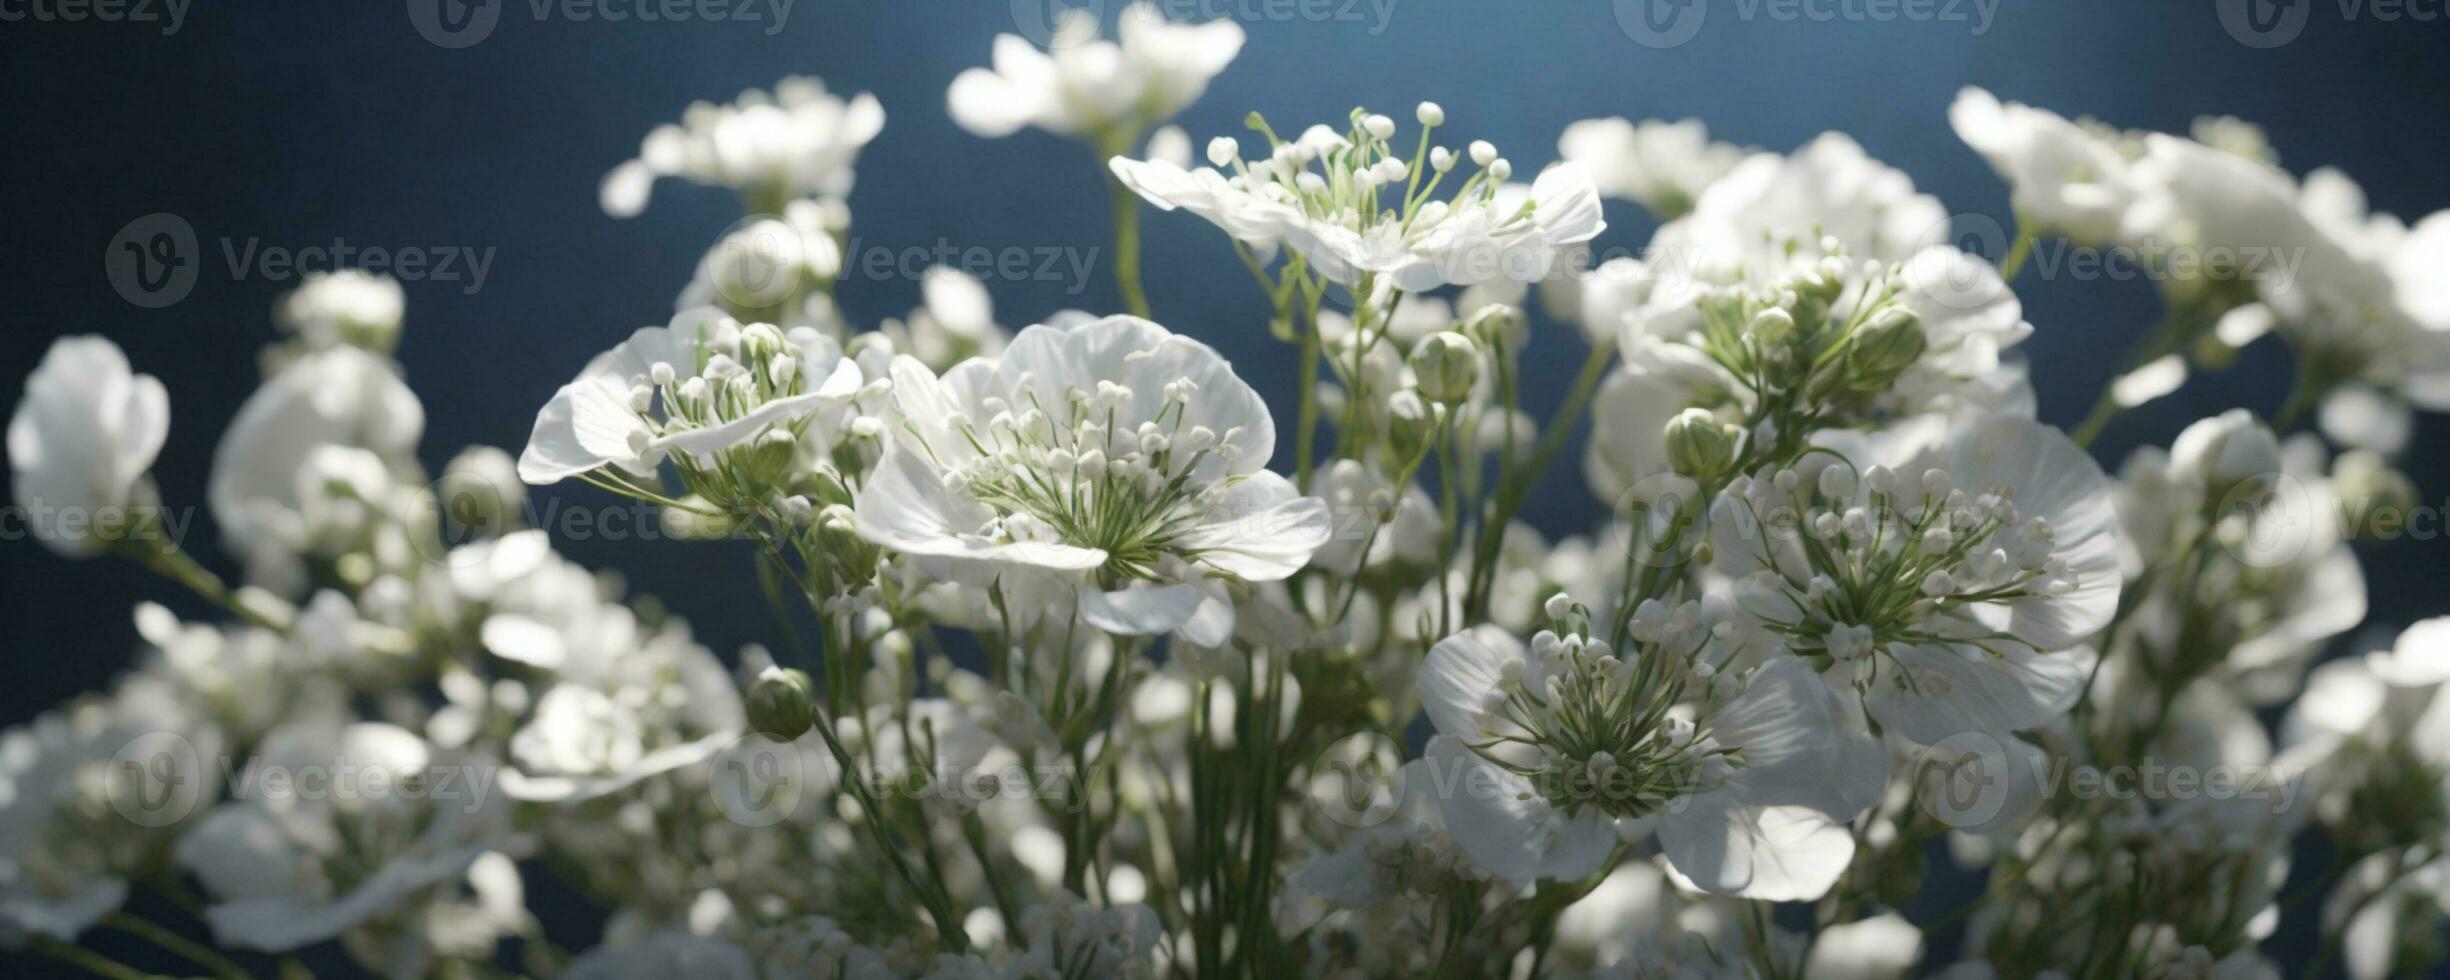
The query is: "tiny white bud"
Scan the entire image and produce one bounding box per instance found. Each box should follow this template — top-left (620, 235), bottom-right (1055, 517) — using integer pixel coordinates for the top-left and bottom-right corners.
top-left (1206, 136), bottom-right (1238, 167)
top-left (1469, 140), bottom-right (1497, 166)
top-left (1415, 102), bottom-right (1445, 127)
top-left (1362, 114), bottom-right (1396, 140)
top-left (1487, 158), bottom-right (1513, 182)
top-left (1430, 147), bottom-right (1456, 172)
top-left (1920, 569), bottom-right (1955, 597)
top-left (1543, 593), bottom-right (1575, 621)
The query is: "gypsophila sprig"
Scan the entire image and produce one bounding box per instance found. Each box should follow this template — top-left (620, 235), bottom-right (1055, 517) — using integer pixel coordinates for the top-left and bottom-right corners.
top-left (1112, 105), bottom-right (1605, 292)
top-left (12, 34), bottom-right (2450, 980)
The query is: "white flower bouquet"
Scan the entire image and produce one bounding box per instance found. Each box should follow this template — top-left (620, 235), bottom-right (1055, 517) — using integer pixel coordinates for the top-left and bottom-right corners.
top-left (9, 6), bottom-right (2450, 978)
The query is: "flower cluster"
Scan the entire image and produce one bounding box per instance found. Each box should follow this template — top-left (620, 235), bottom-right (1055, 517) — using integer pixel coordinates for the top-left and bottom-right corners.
top-left (10, 10), bottom-right (2450, 979)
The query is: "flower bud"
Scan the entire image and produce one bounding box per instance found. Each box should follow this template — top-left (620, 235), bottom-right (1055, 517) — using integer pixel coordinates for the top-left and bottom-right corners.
top-left (661, 496), bottom-right (737, 541)
top-left (2170, 409), bottom-right (2280, 500)
top-left (747, 667), bottom-right (816, 741)
top-left (1410, 332), bottom-right (1480, 404)
top-left (2333, 449), bottom-right (2419, 540)
top-left (1386, 390), bottom-right (1440, 461)
top-left (439, 446), bottom-right (524, 536)
top-left (794, 469), bottom-right (854, 508)
top-left (749, 429), bottom-right (798, 486)
top-left (710, 220), bottom-right (807, 309)
top-left (1747, 307), bottom-right (1796, 345)
top-left (1842, 306), bottom-right (1925, 393)
top-left (1664, 408), bottom-right (1737, 479)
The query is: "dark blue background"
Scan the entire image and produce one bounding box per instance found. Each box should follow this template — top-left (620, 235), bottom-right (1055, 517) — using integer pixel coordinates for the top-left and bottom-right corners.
top-left (4, 1), bottom-right (2446, 975)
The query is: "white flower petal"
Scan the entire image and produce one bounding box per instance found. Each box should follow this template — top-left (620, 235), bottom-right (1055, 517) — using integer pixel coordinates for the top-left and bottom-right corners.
top-left (1864, 641), bottom-right (2084, 746)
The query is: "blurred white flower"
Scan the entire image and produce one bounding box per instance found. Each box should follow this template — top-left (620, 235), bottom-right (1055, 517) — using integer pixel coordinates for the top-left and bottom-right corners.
top-left (275, 269), bottom-right (406, 355)
top-left (947, 3), bottom-right (1243, 142)
top-left (877, 266), bottom-right (1010, 373)
top-left (209, 346), bottom-right (422, 584)
top-left (600, 76), bottom-right (884, 217)
top-left (1949, 88), bottom-right (2140, 244)
top-left (7, 336), bottom-right (169, 558)
top-left (177, 720), bottom-right (511, 955)
top-left (1557, 116), bottom-right (1745, 219)
top-left (0, 688), bottom-right (214, 945)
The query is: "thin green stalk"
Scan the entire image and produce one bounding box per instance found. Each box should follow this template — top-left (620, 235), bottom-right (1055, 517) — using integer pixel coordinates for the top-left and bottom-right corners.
top-left (120, 541), bottom-right (290, 635)
top-left (1107, 174), bottom-right (1150, 319)
top-left (1465, 338), bottom-right (1615, 613)
top-left (105, 912), bottom-right (246, 980)
top-left (1294, 292), bottom-right (1325, 490)
top-left (1097, 129), bottom-right (1152, 319)
top-left (27, 937), bottom-right (158, 980)
top-left (1998, 217), bottom-right (2037, 282)
top-left (2069, 387), bottom-right (2123, 449)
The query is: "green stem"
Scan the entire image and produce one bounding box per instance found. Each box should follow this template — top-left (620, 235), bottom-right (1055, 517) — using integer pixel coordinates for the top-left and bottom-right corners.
top-left (28, 937), bottom-right (160, 980)
top-left (1997, 219), bottom-right (2036, 282)
top-left (120, 541), bottom-right (290, 635)
top-left (1465, 338), bottom-right (1615, 613)
top-left (2069, 387), bottom-right (2122, 449)
top-left (1294, 294), bottom-right (1324, 491)
top-left (1106, 173), bottom-right (1150, 319)
top-left (105, 912), bottom-right (247, 980)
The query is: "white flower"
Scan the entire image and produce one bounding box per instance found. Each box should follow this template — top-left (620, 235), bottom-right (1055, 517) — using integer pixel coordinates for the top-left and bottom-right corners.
top-left (210, 346), bottom-right (422, 570)
top-left (178, 720), bottom-right (509, 954)
top-left (854, 315), bottom-right (1329, 644)
top-left (2167, 408), bottom-right (2282, 490)
top-left (2124, 133), bottom-right (2450, 400)
top-left (1949, 88), bottom-right (2140, 244)
top-left (275, 269), bottom-right (406, 354)
top-left (2113, 429), bottom-right (2363, 702)
top-left (1710, 413), bottom-right (2119, 747)
top-left (1556, 116), bottom-right (1745, 218)
top-left (878, 266), bottom-right (1010, 372)
top-left (1656, 133), bottom-right (1949, 279)
top-left (7, 336), bottom-right (169, 558)
top-left (600, 76), bottom-right (884, 217)
top-left (0, 692), bottom-right (209, 945)
top-left (567, 930), bottom-right (759, 980)
top-left (1111, 112), bottom-right (1604, 291)
top-left (517, 308), bottom-right (862, 485)
top-left (947, 3), bottom-right (1243, 141)
top-left (1417, 618), bottom-right (1867, 897)
top-left (673, 209), bottom-right (845, 317)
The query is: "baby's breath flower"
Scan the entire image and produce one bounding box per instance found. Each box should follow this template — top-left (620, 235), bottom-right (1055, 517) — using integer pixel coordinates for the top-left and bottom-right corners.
top-left (1110, 107), bottom-right (1604, 291)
